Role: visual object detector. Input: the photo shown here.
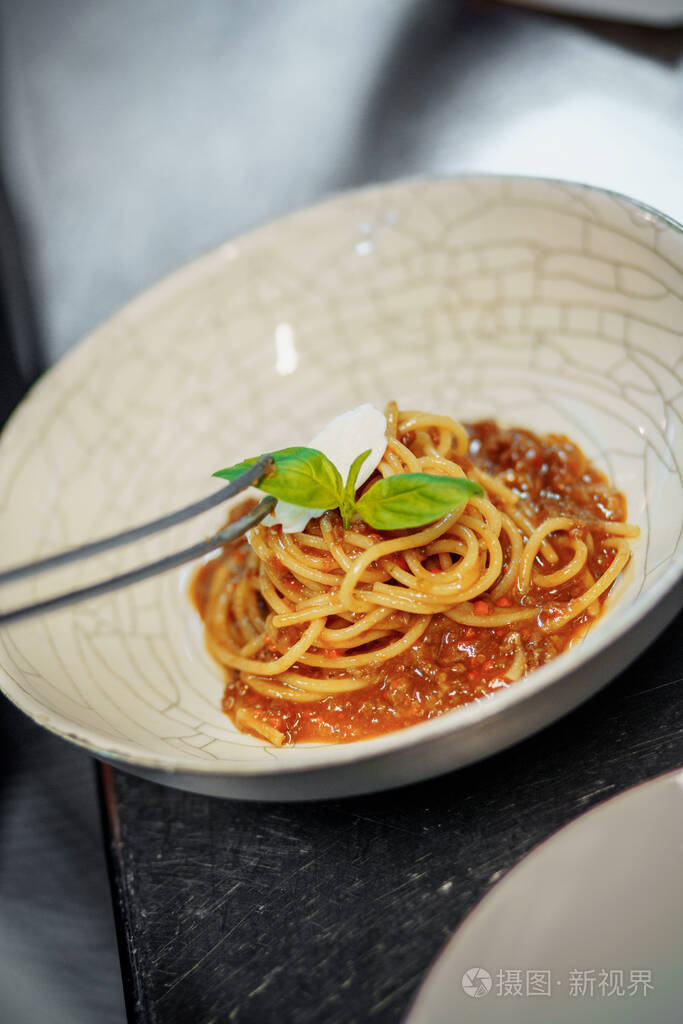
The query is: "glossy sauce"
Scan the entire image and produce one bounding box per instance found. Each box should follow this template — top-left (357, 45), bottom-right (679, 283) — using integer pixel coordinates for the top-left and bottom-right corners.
top-left (192, 423), bottom-right (630, 744)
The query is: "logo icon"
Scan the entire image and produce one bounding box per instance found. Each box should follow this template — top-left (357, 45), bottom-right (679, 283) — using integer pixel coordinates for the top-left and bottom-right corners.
top-left (462, 967), bottom-right (492, 998)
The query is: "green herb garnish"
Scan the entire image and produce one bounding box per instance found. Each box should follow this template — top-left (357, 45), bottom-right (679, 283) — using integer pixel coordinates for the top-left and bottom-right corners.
top-left (354, 473), bottom-right (481, 530)
top-left (214, 447), bottom-right (483, 531)
top-left (215, 447), bottom-right (343, 509)
top-left (339, 449), bottom-right (371, 528)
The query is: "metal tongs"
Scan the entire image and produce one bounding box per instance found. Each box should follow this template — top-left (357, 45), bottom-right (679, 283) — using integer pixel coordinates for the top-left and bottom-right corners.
top-left (0, 456), bottom-right (275, 627)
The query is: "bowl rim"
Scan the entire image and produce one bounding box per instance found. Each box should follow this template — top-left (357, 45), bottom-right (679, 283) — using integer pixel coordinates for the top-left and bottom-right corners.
top-left (1, 171), bottom-right (682, 777)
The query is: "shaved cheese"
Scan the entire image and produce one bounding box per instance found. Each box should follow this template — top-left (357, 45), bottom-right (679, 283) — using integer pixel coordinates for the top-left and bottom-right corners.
top-left (264, 404), bottom-right (387, 533)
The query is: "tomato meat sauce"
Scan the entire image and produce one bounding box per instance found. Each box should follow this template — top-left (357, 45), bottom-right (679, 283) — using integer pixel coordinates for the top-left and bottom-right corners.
top-left (191, 422), bottom-right (631, 744)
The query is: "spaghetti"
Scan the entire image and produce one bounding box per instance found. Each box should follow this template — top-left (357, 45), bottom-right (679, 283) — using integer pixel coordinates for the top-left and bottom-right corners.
top-left (191, 404), bottom-right (639, 745)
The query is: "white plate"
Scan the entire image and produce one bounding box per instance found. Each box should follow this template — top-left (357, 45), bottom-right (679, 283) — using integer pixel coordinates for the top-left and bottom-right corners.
top-left (407, 769), bottom-right (683, 1023)
top-left (0, 176), bottom-right (681, 799)
top-left (498, 0), bottom-right (683, 27)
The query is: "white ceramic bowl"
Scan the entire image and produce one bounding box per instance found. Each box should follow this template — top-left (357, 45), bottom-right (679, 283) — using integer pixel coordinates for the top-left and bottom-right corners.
top-left (0, 176), bottom-right (681, 800)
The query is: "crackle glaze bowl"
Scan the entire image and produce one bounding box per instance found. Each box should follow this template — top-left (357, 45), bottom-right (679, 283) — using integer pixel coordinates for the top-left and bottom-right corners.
top-left (0, 176), bottom-right (681, 800)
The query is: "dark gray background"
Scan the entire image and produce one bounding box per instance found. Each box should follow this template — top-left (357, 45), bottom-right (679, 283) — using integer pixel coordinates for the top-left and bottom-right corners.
top-left (0, 2), bottom-right (681, 1022)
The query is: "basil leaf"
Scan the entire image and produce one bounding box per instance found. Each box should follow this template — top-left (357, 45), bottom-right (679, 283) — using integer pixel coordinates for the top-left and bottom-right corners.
top-left (213, 447), bottom-right (303, 481)
top-left (354, 474), bottom-right (483, 530)
top-left (339, 449), bottom-right (371, 529)
top-left (214, 446), bottom-right (344, 510)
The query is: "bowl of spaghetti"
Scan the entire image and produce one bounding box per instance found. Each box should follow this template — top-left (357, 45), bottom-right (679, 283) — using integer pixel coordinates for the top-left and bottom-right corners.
top-left (0, 176), bottom-right (681, 799)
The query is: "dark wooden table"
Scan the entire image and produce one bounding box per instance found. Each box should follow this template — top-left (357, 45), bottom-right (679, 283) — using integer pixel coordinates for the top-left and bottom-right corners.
top-left (101, 608), bottom-right (682, 1024)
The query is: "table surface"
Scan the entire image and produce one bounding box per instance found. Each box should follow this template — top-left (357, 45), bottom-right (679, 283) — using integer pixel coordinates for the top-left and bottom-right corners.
top-left (1, 2), bottom-right (682, 1023)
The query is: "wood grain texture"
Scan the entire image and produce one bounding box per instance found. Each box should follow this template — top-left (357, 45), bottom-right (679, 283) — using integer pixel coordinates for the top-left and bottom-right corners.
top-left (102, 608), bottom-right (682, 1024)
